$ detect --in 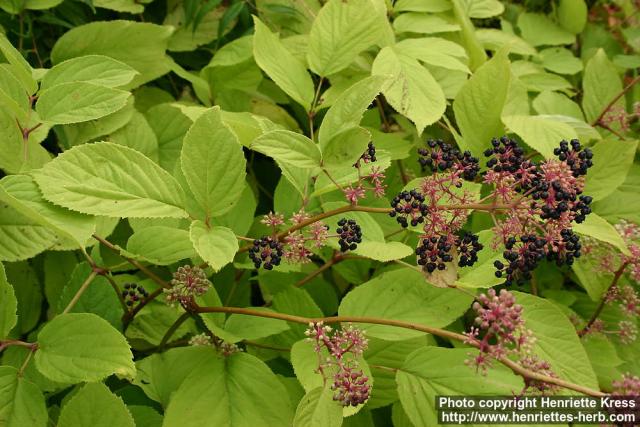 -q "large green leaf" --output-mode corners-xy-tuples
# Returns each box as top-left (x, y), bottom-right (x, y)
(32, 142), (187, 218)
(50, 21), (173, 88)
(573, 212), (630, 255)
(0, 366), (47, 427)
(393, 13), (460, 34)
(0, 110), (51, 174)
(189, 221), (238, 272)
(582, 49), (623, 123)
(180, 107), (246, 219)
(0, 201), (57, 262)
(517, 13), (575, 46)
(394, 38), (470, 73)
(163, 352), (294, 427)
(584, 139), (638, 201)
(453, 48), (510, 156)
(126, 226), (196, 265)
(372, 47), (446, 134)
(514, 292), (599, 390)
(0, 175), (96, 248)
(502, 114), (578, 159)
(338, 268), (473, 340)
(36, 82), (131, 125)
(219, 309), (290, 343)
(455, 229), (503, 288)
(0, 263), (17, 338)
(41, 55), (138, 89)
(109, 111), (159, 162)
(251, 130), (321, 169)
(593, 164), (640, 224)
(557, 0), (587, 34)
(252, 18), (314, 109)
(145, 104), (192, 172)
(293, 387), (343, 427)
(35, 313), (136, 383)
(57, 383), (135, 427)
(396, 347), (523, 426)
(0, 34), (37, 95)
(307, 0), (383, 76)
